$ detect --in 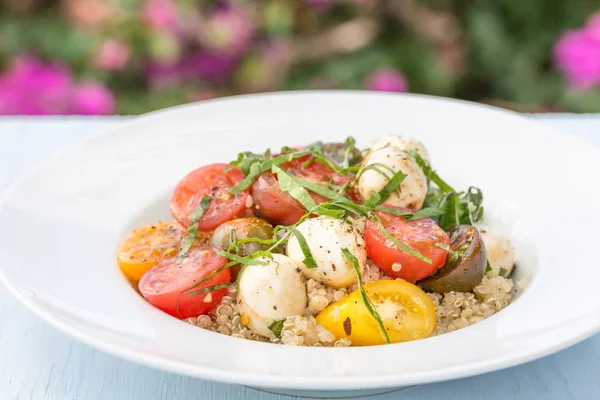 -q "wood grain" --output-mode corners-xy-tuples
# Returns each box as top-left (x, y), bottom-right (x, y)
(0, 116), (599, 400)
